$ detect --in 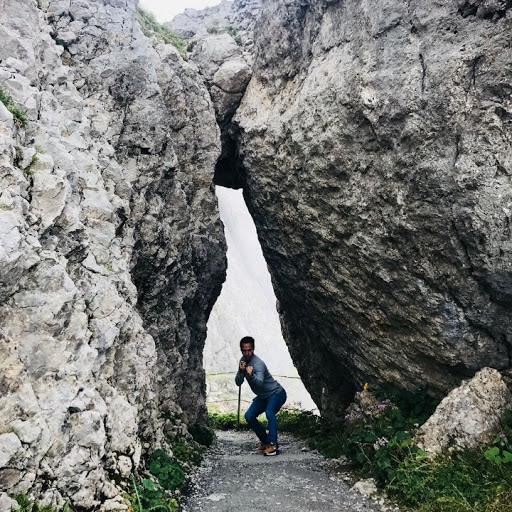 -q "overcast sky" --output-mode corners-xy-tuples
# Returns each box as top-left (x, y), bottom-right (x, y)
(139, 0), (224, 22)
